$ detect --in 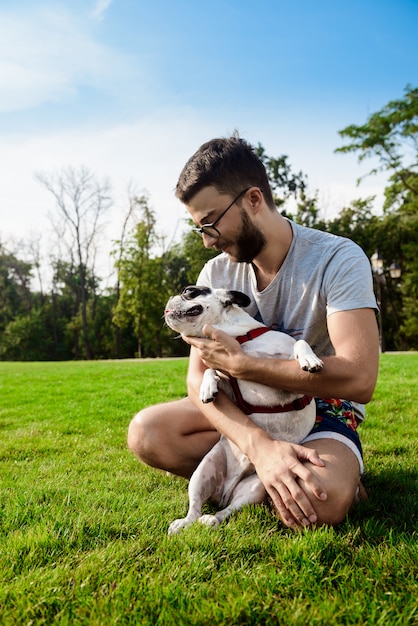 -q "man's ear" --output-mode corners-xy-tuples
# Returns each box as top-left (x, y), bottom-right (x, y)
(248, 187), (263, 214)
(223, 290), (251, 309)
